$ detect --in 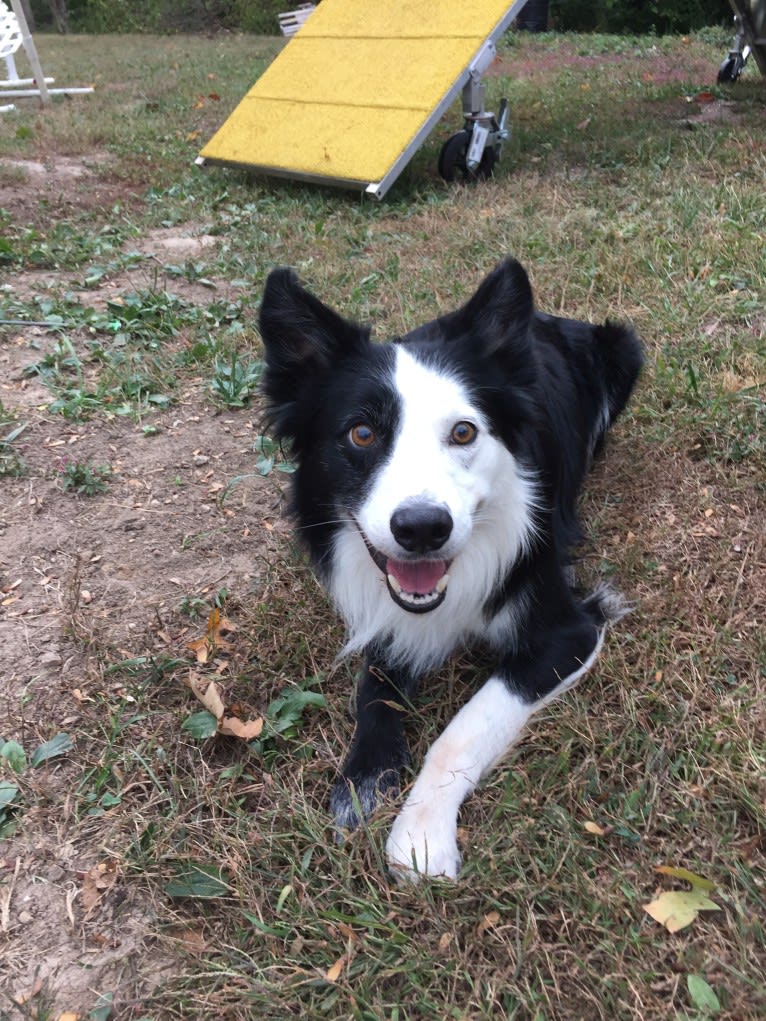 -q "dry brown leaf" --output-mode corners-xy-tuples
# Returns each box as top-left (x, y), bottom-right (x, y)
(81, 861), (118, 915)
(477, 911), (500, 936)
(186, 635), (211, 665)
(218, 715), (264, 739)
(57, 1014), (79, 1021)
(186, 608), (237, 663)
(325, 955), (346, 983)
(185, 672), (226, 719)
